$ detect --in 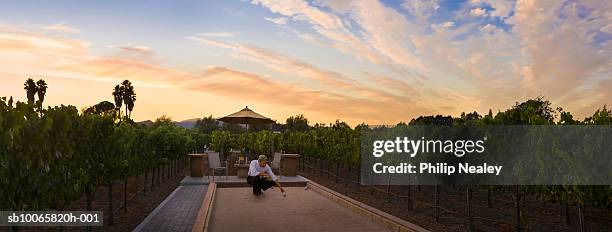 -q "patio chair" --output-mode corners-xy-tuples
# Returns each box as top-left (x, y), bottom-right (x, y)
(207, 152), (228, 181)
(271, 152), (282, 179)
